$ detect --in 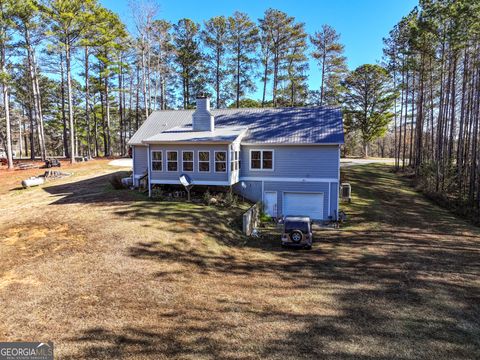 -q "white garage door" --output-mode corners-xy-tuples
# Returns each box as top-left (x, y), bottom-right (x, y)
(283, 192), (324, 219)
